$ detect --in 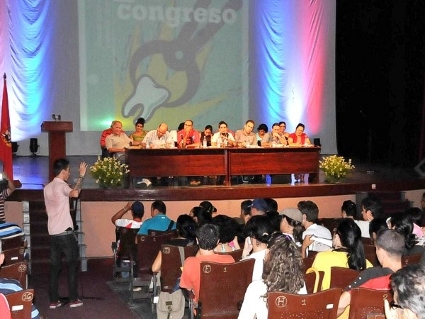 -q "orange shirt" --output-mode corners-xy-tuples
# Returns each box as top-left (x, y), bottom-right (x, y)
(180, 254), (234, 302)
